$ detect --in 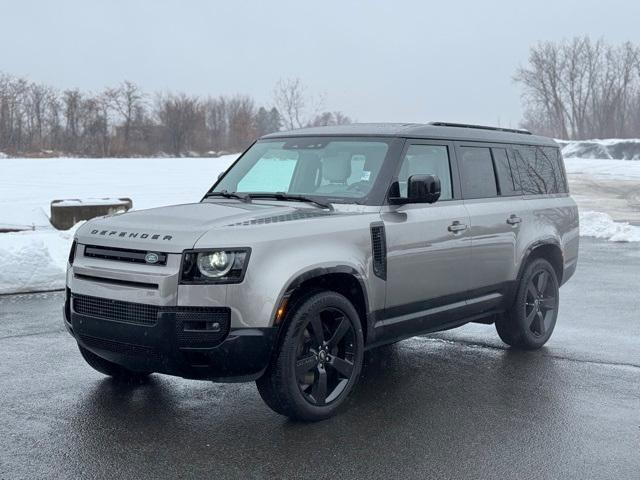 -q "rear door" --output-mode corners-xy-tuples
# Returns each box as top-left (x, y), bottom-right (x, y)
(456, 142), (524, 311)
(378, 140), (472, 339)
